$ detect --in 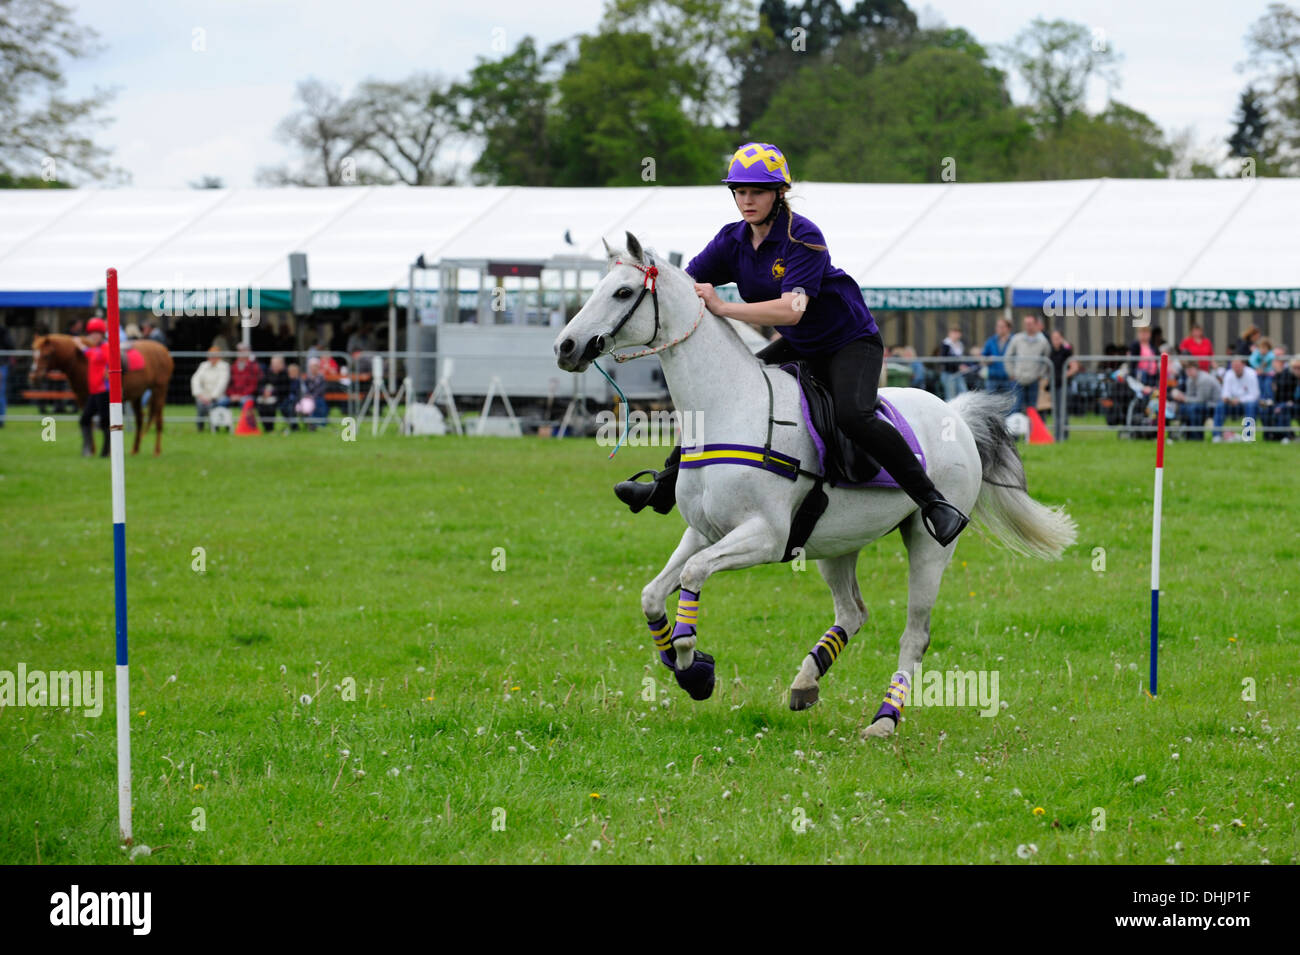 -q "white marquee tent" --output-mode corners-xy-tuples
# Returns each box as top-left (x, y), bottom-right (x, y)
(1, 178), (1297, 310)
